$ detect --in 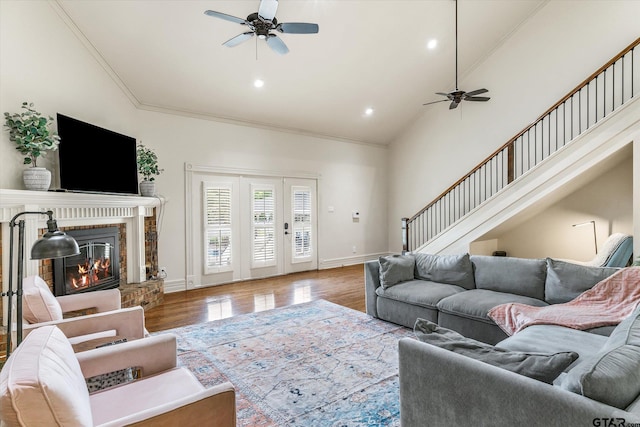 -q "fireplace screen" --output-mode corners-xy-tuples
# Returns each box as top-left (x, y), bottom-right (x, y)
(54, 227), (120, 296)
